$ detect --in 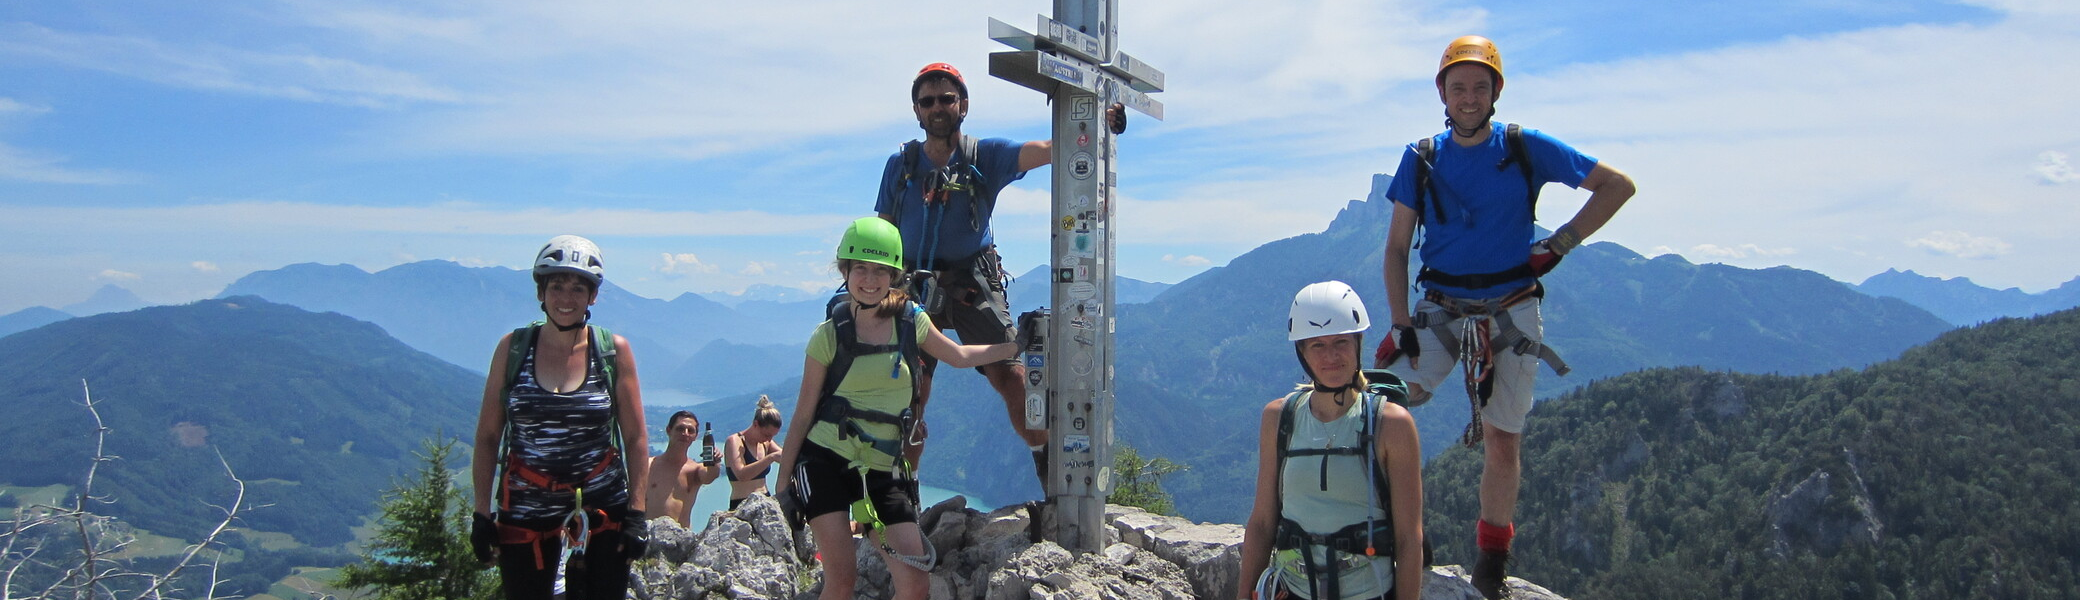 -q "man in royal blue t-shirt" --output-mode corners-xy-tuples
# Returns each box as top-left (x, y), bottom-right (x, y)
(873, 62), (1122, 498)
(1376, 36), (1637, 599)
